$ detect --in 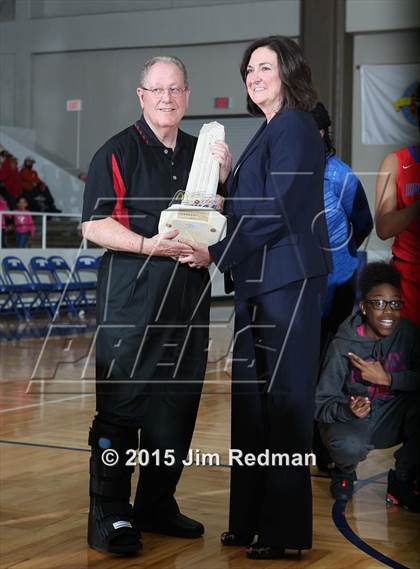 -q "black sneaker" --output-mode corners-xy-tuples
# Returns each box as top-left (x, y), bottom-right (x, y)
(316, 459), (333, 475)
(386, 469), (420, 513)
(137, 512), (204, 538)
(330, 468), (356, 501)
